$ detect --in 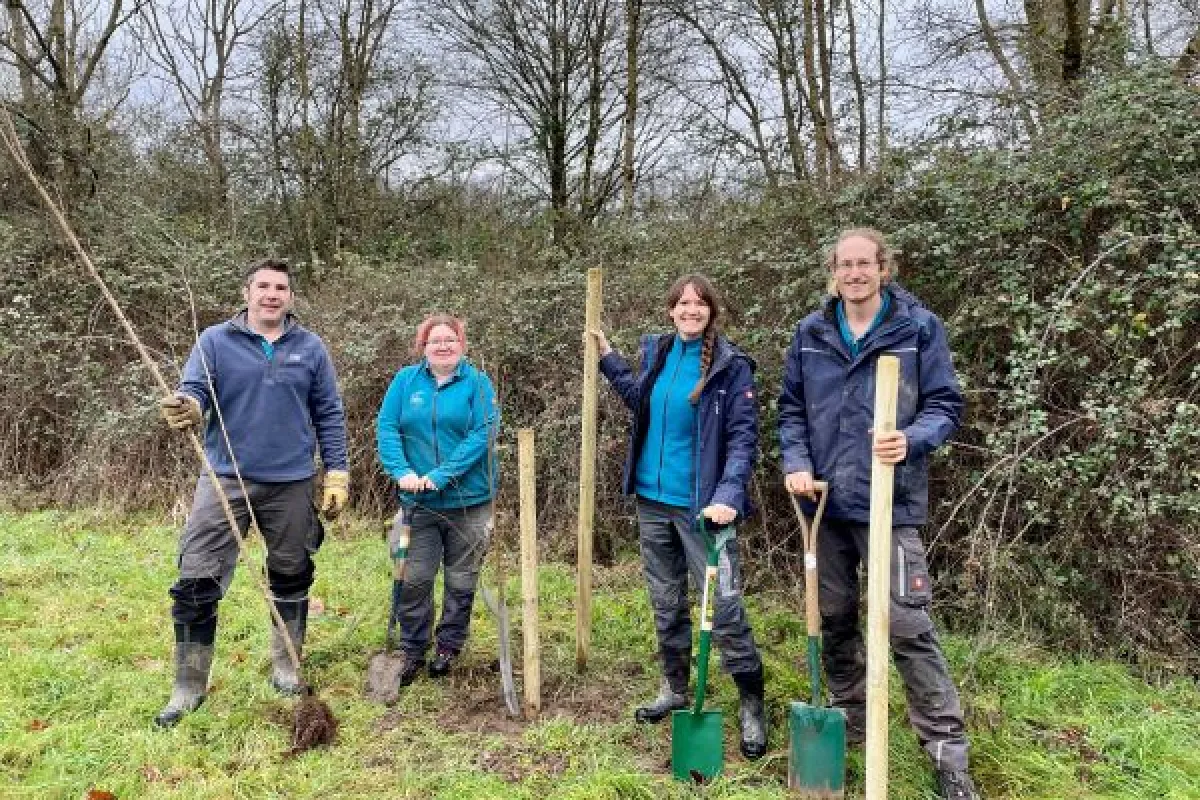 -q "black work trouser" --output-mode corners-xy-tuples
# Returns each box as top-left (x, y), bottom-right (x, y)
(818, 519), (969, 772)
